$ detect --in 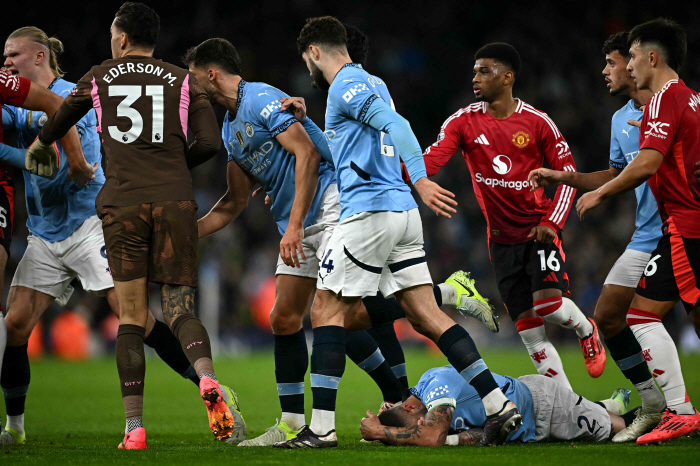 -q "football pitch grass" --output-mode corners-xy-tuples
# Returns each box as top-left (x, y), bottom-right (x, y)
(5, 347), (699, 465)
